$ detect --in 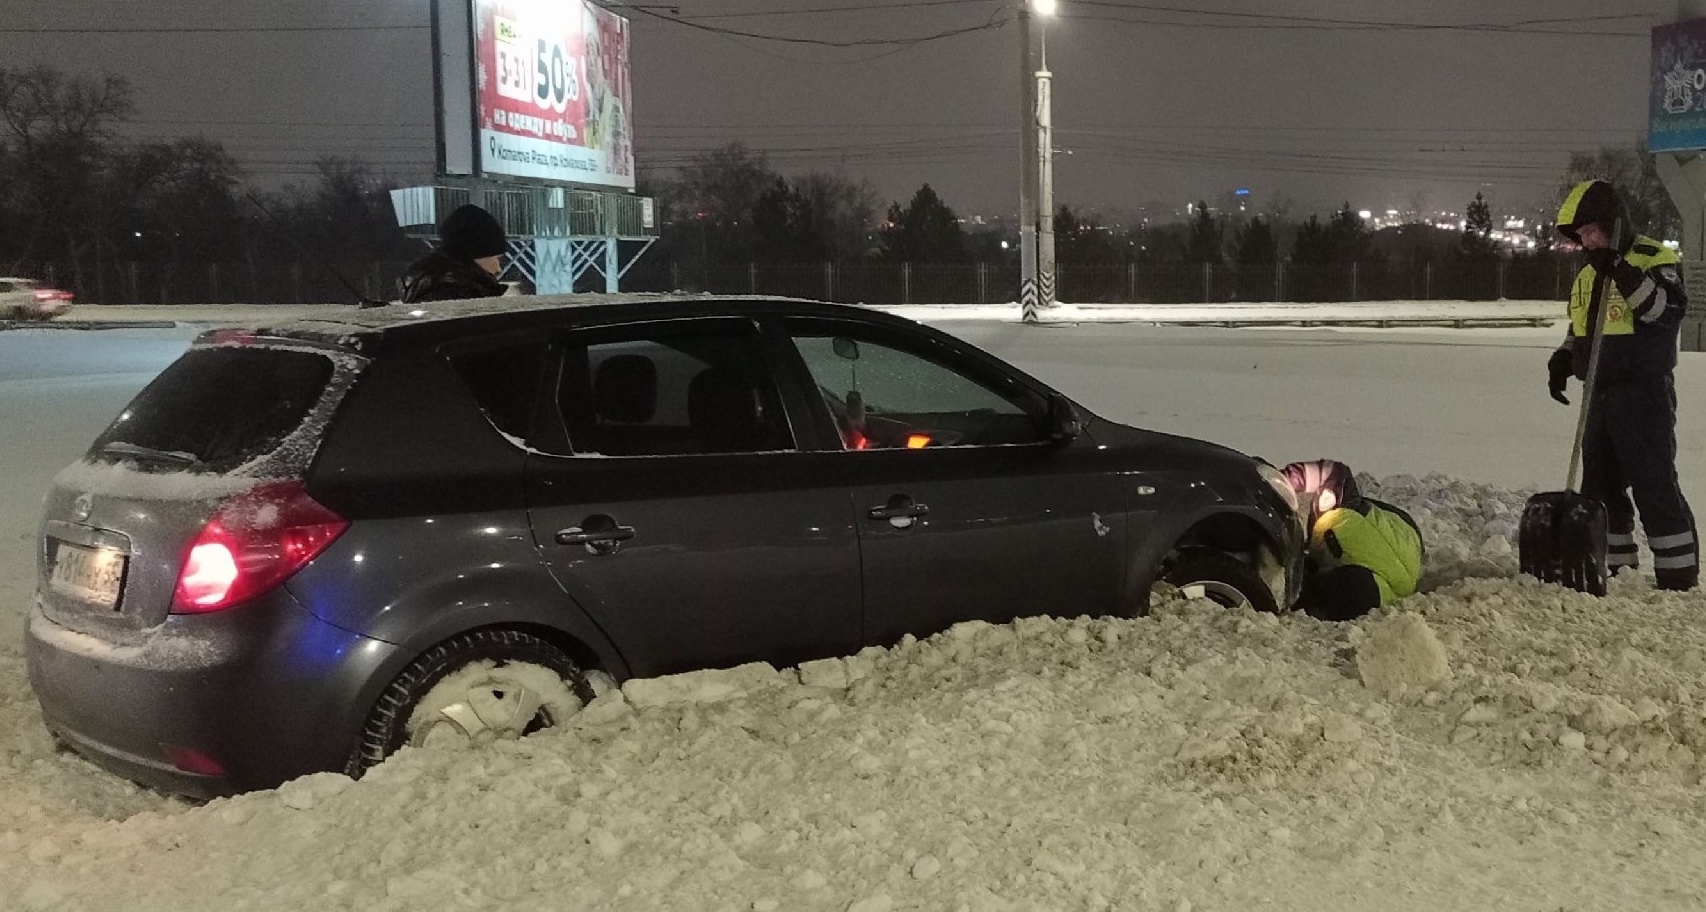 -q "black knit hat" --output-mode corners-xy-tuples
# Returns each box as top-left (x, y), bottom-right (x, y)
(439, 204), (507, 259)
(1556, 180), (1631, 246)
